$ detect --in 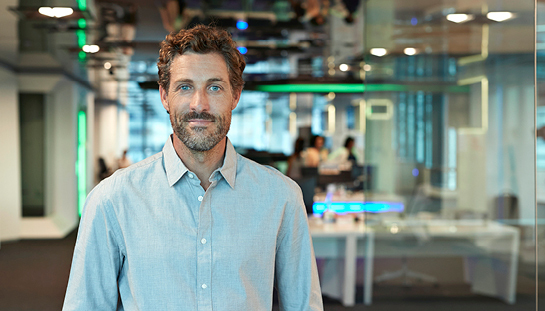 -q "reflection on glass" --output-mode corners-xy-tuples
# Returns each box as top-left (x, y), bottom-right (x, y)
(361, 0), (535, 308)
